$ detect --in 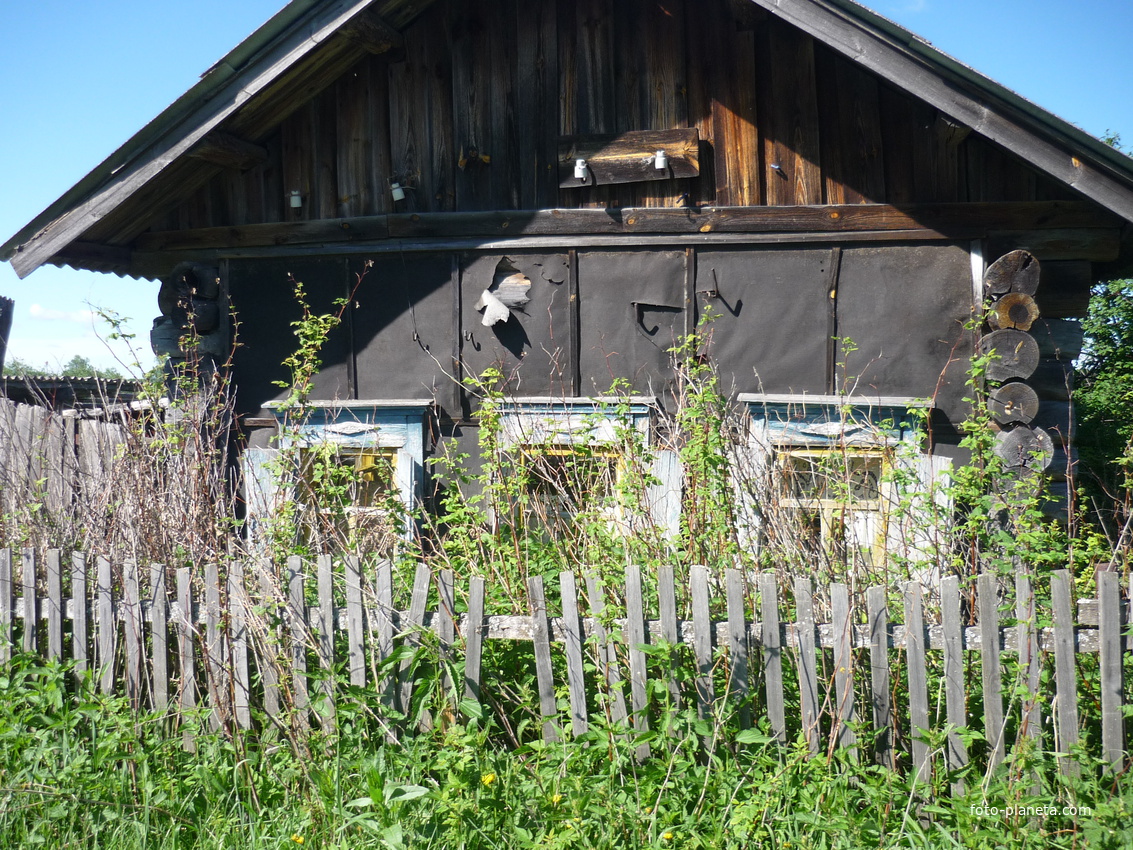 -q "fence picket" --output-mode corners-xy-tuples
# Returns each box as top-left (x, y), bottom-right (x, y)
(259, 566), (281, 720)
(725, 569), (751, 730)
(398, 562), (431, 721)
(585, 574), (628, 727)
(373, 559), (396, 712)
(1015, 574), (1041, 744)
(528, 575), (560, 743)
(625, 565), (650, 760)
(831, 583), (856, 754)
(151, 563), (168, 712)
(176, 567), (197, 752)
(1051, 569), (1080, 777)
(978, 573), (1006, 770)
(657, 564), (681, 709)
(1097, 570), (1125, 773)
(97, 556), (114, 695)
(464, 576), (485, 702)
(345, 555), (365, 688)
(46, 550), (63, 661)
(795, 577), (819, 755)
(560, 571), (588, 737)
(0, 549), (11, 665)
(71, 553), (87, 678)
(230, 561), (251, 730)
(690, 565), (715, 720)
(759, 572), (785, 743)
(287, 556), (309, 728)
(316, 554), (335, 727)
(124, 559), (142, 707)
(438, 568), (455, 699)
(903, 582), (929, 783)
(940, 575), (967, 791)
(867, 585), (892, 768)
(22, 548), (36, 654)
